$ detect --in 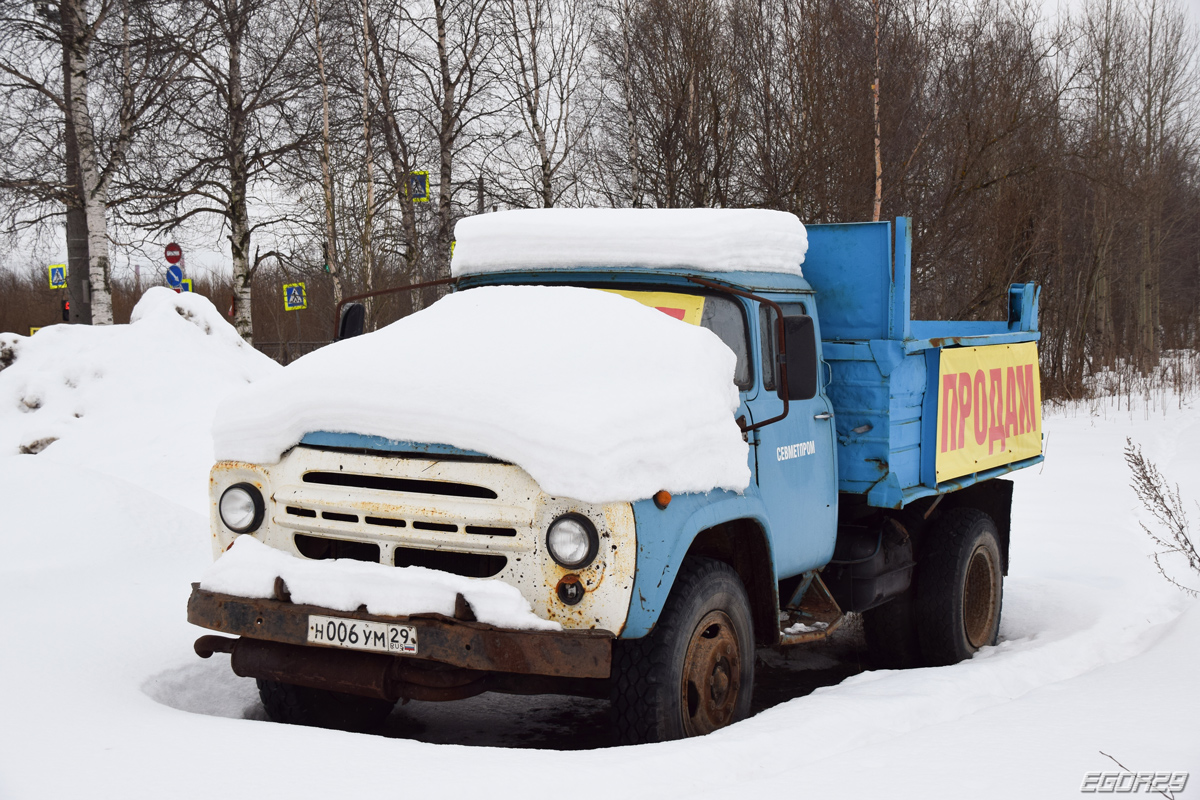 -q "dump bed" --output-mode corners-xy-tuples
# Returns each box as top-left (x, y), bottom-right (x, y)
(803, 218), (1043, 509)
